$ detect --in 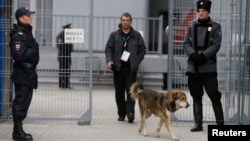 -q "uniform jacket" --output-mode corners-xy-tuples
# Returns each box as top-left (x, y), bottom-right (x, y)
(183, 17), (222, 76)
(9, 22), (40, 88)
(105, 26), (146, 73)
(56, 31), (73, 65)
